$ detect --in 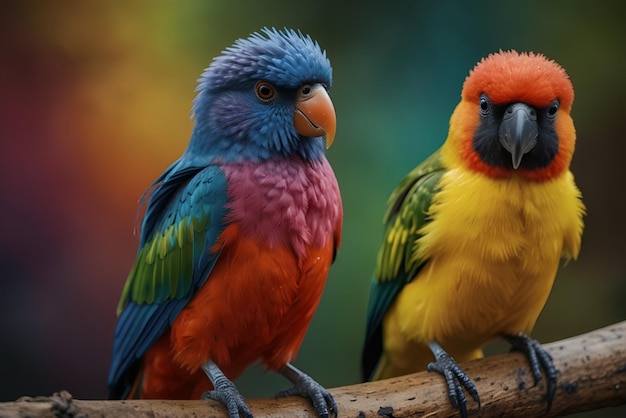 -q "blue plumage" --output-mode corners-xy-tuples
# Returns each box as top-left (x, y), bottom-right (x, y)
(198, 28), (331, 93)
(190, 28), (333, 163)
(108, 165), (228, 398)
